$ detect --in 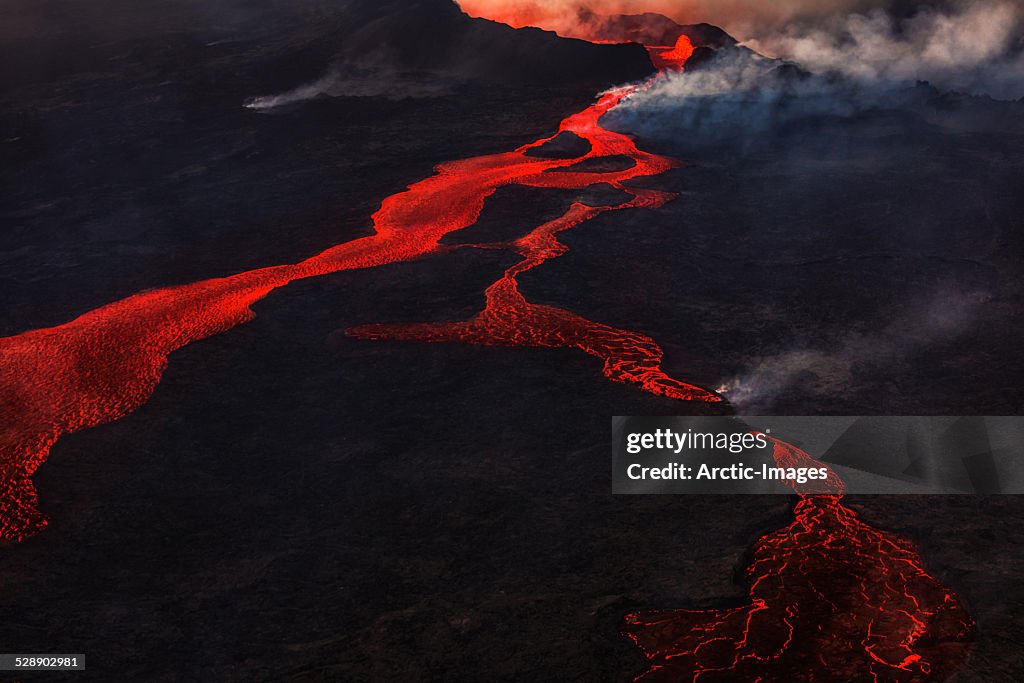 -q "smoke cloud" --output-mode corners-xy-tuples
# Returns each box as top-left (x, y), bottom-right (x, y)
(746, 0), (1024, 98)
(602, 3), (1024, 155)
(459, 0), (1024, 98)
